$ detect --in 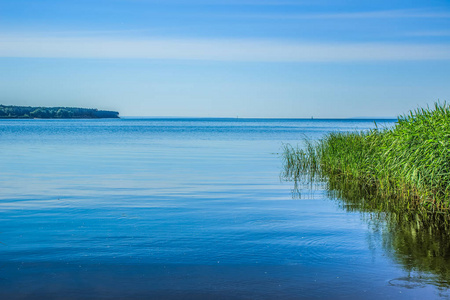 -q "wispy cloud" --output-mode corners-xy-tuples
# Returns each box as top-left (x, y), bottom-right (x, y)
(0, 35), (449, 62)
(405, 30), (450, 37)
(123, 0), (313, 5)
(239, 9), (450, 19)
